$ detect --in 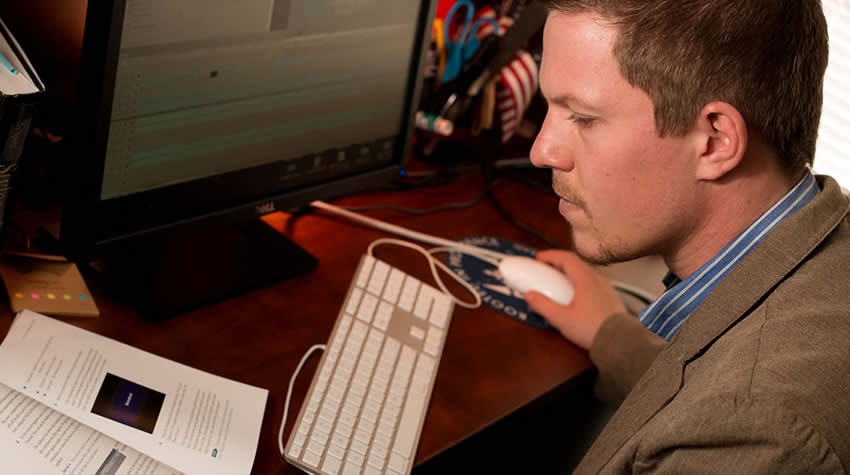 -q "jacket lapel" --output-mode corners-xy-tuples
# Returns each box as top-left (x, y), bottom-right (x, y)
(577, 176), (849, 473)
